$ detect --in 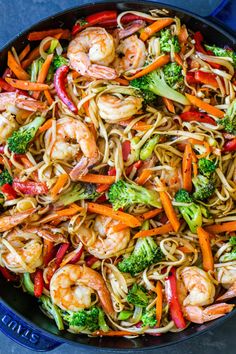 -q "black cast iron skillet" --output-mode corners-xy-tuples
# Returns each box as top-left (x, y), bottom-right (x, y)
(0, 1), (235, 351)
